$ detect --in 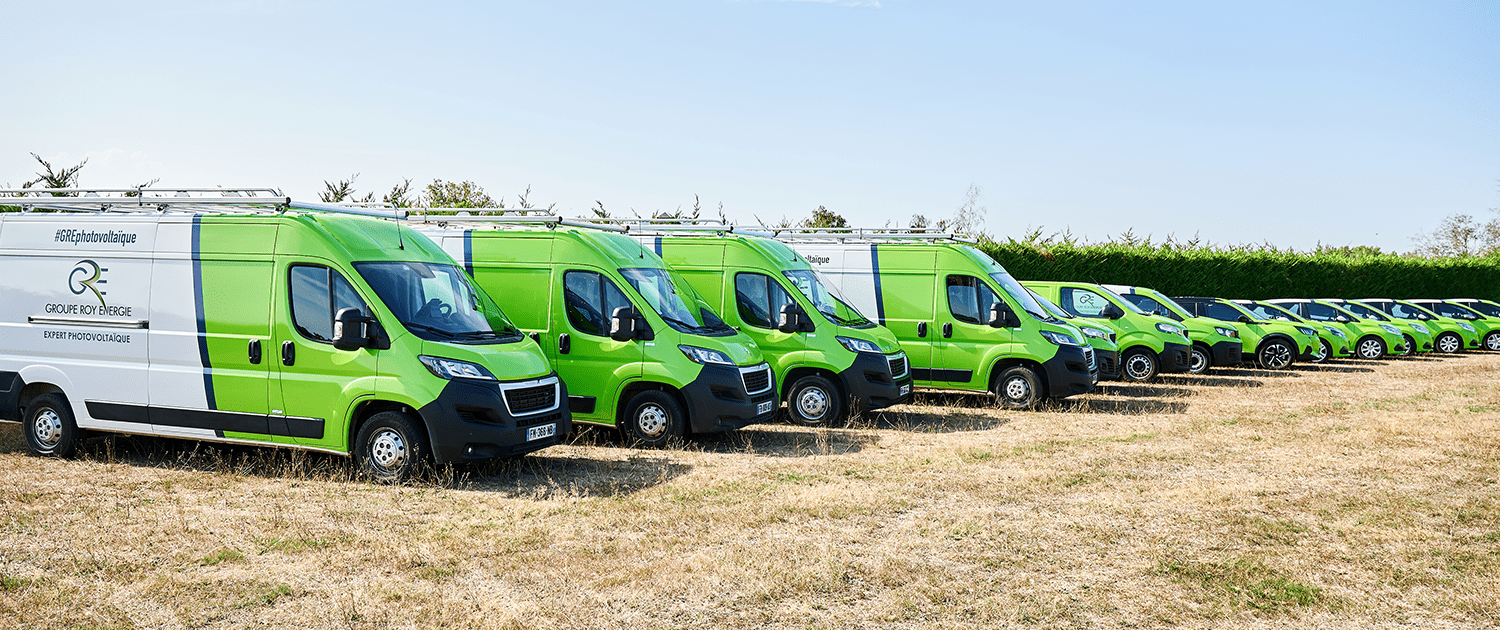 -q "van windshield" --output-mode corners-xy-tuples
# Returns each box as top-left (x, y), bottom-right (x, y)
(354, 261), (522, 344)
(1028, 289), (1074, 320)
(620, 268), (735, 336)
(988, 272), (1053, 321)
(783, 269), (872, 328)
(1339, 301), (1390, 322)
